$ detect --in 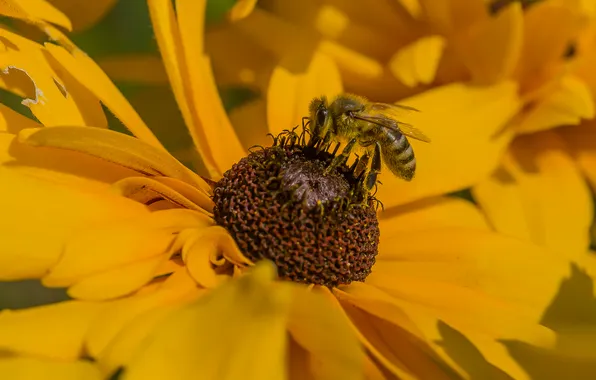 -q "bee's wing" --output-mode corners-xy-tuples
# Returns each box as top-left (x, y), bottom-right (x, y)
(370, 102), (420, 114)
(353, 113), (432, 143)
